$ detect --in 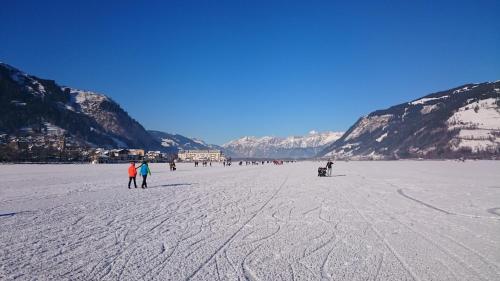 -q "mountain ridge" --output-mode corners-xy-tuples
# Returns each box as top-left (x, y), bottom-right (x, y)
(0, 62), (179, 154)
(0, 61), (224, 157)
(2, 61), (498, 161)
(223, 131), (344, 158)
(148, 130), (222, 152)
(319, 82), (500, 159)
